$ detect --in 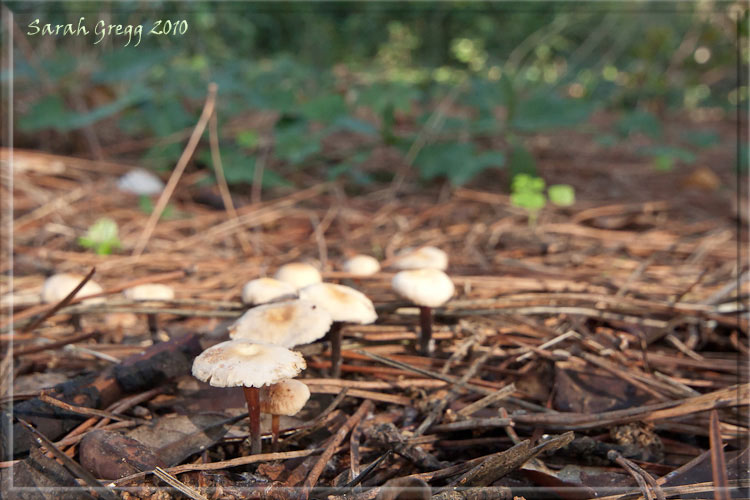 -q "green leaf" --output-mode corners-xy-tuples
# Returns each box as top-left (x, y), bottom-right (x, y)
(300, 93), (348, 123)
(510, 190), (546, 212)
(236, 130), (260, 149)
(274, 120), (321, 165)
(511, 173), (545, 193)
(414, 143), (504, 186)
(358, 82), (419, 115)
(681, 129), (720, 149)
(328, 116), (378, 135)
(93, 48), (172, 83)
(638, 145), (696, 164)
(653, 154), (675, 172)
(78, 218), (121, 255)
(18, 95), (68, 132)
(617, 110), (662, 138)
(511, 93), (594, 132)
(548, 184), (576, 206)
(61, 87), (149, 131)
(198, 148), (290, 187)
(414, 142), (475, 182)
